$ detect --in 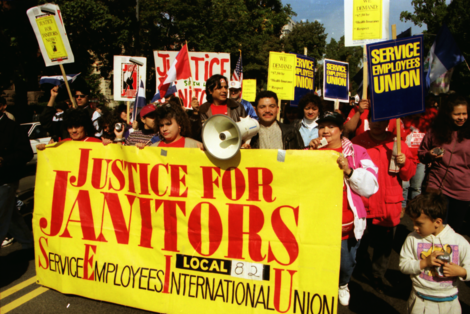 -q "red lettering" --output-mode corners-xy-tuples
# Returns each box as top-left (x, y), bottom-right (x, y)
(91, 158), (112, 189)
(169, 165), (188, 197)
(70, 148), (91, 187)
(222, 167), (245, 201)
(246, 167), (276, 202)
(273, 268), (297, 313)
(38, 236), (49, 269)
(108, 160), (125, 191)
(157, 53), (170, 76)
(201, 166), (221, 199)
(163, 255), (172, 293)
(204, 55), (210, 81)
(149, 163), (169, 196)
(124, 162), (138, 193)
(97, 193), (136, 244)
(138, 163), (151, 195)
(268, 206), (299, 266)
(209, 58), (220, 78)
(191, 57), (204, 81)
(156, 200), (186, 252)
(225, 204), (265, 262)
(188, 202), (223, 256)
(60, 190), (98, 241)
(83, 244), (97, 280)
(138, 197), (153, 248)
(40, 170), (70, 236)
